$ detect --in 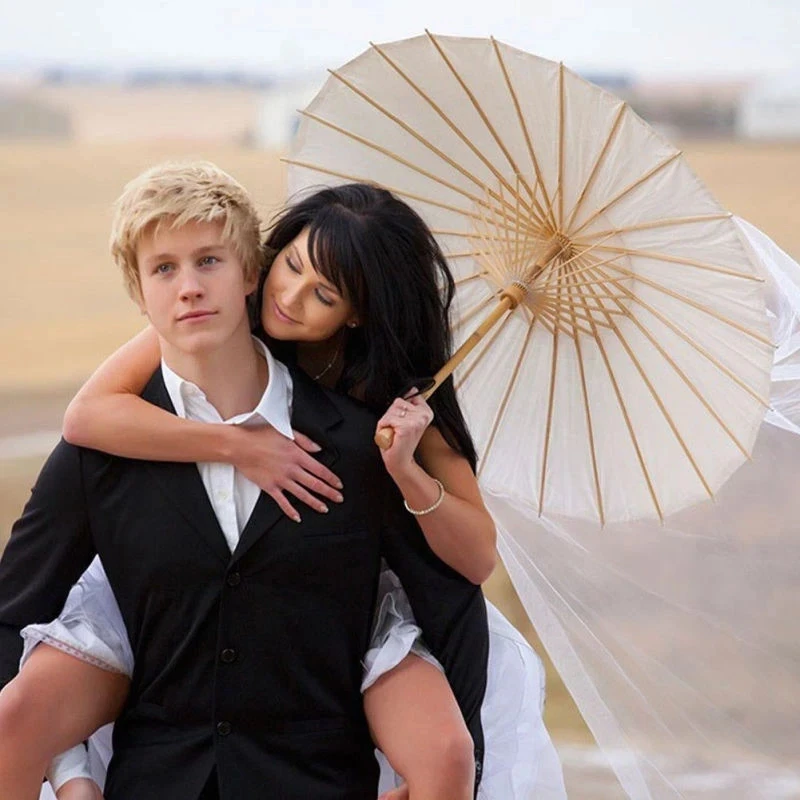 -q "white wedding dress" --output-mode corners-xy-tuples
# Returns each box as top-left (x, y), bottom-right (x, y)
(28, 557), (566, 799)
